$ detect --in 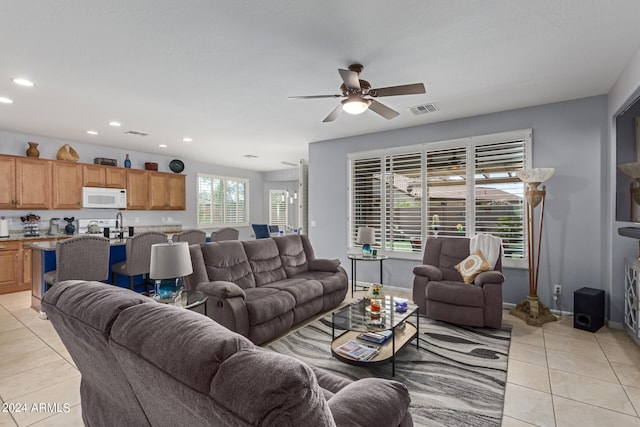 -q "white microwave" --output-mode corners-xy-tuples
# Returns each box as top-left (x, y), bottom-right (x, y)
(82, 187), (127, 209)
